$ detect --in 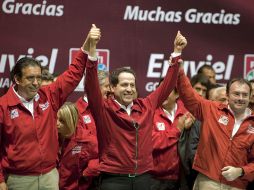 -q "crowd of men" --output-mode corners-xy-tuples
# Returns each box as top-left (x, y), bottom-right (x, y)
(0, 25), (254, 190)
